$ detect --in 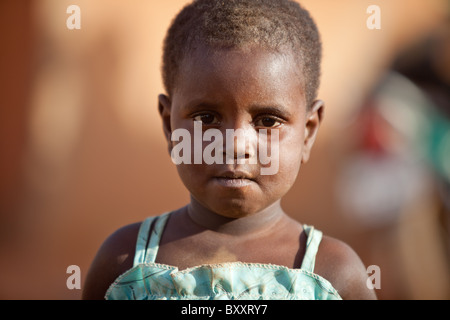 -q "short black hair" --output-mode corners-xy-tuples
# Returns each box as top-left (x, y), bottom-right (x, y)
(162, 0), (322, 107)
